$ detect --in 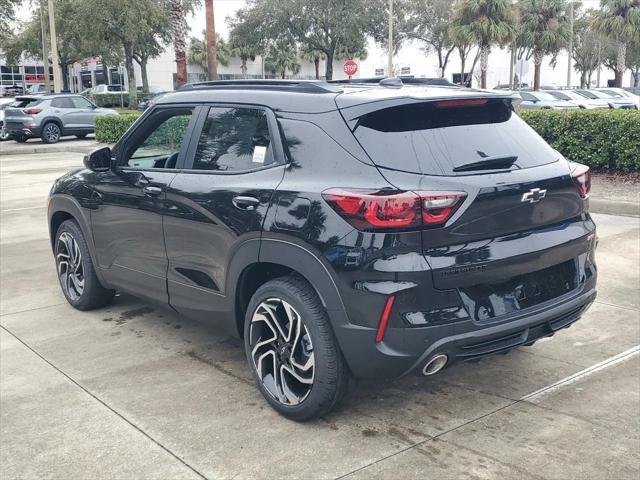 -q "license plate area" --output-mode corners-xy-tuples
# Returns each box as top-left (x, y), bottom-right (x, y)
(458, 259), (578, 322)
